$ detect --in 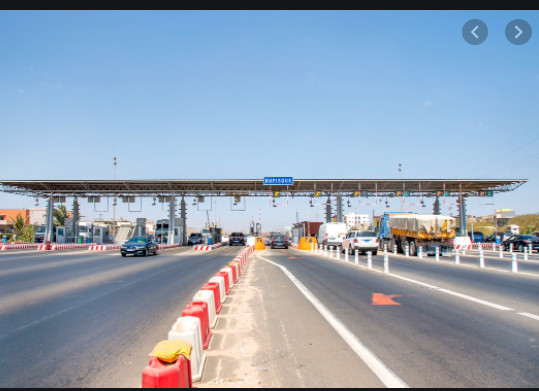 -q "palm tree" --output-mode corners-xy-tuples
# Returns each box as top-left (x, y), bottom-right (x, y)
(9, 215), (26, 240)
(21, 224), (35, 243)
(53, 204), (68, 227)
